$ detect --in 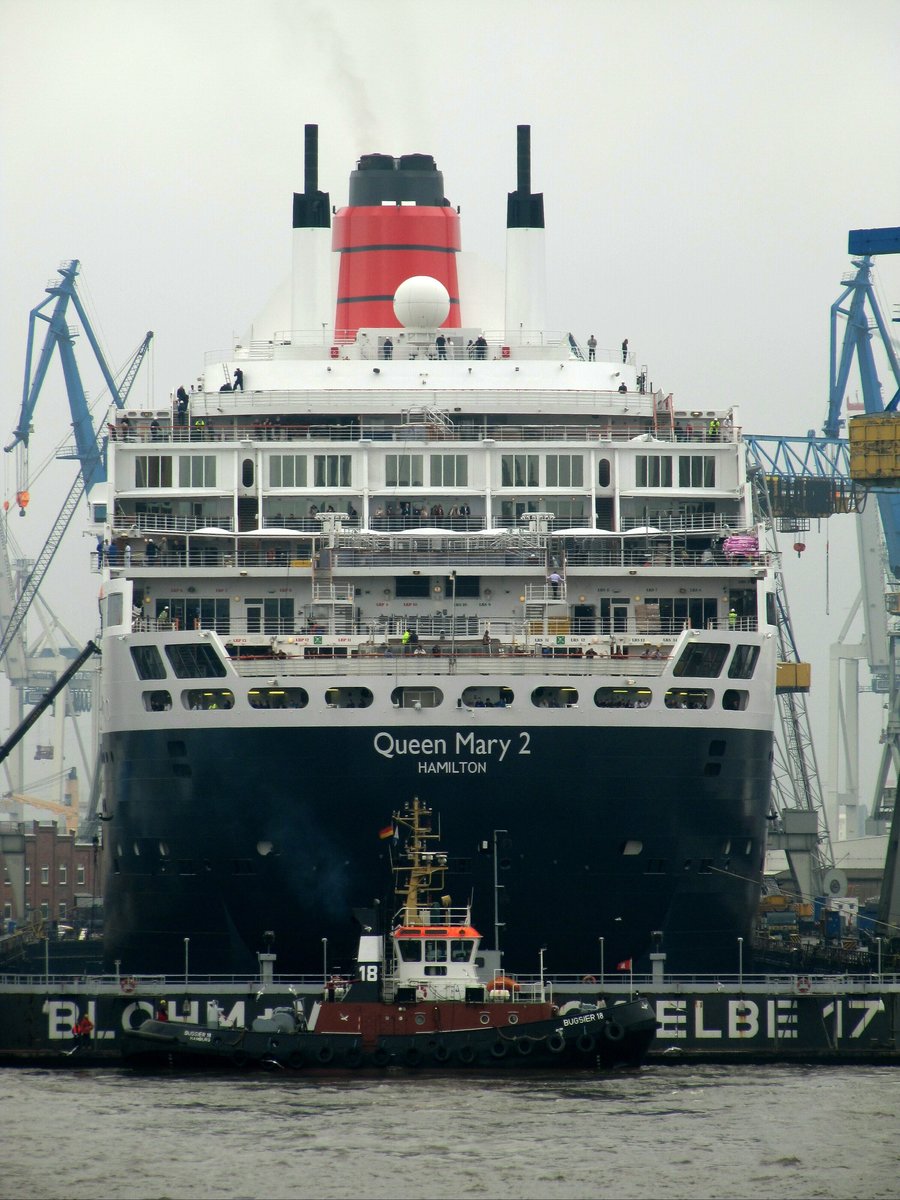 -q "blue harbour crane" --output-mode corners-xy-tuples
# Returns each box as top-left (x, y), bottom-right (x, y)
(0, 260), (151, 821)
(747, 227), (900, 933)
